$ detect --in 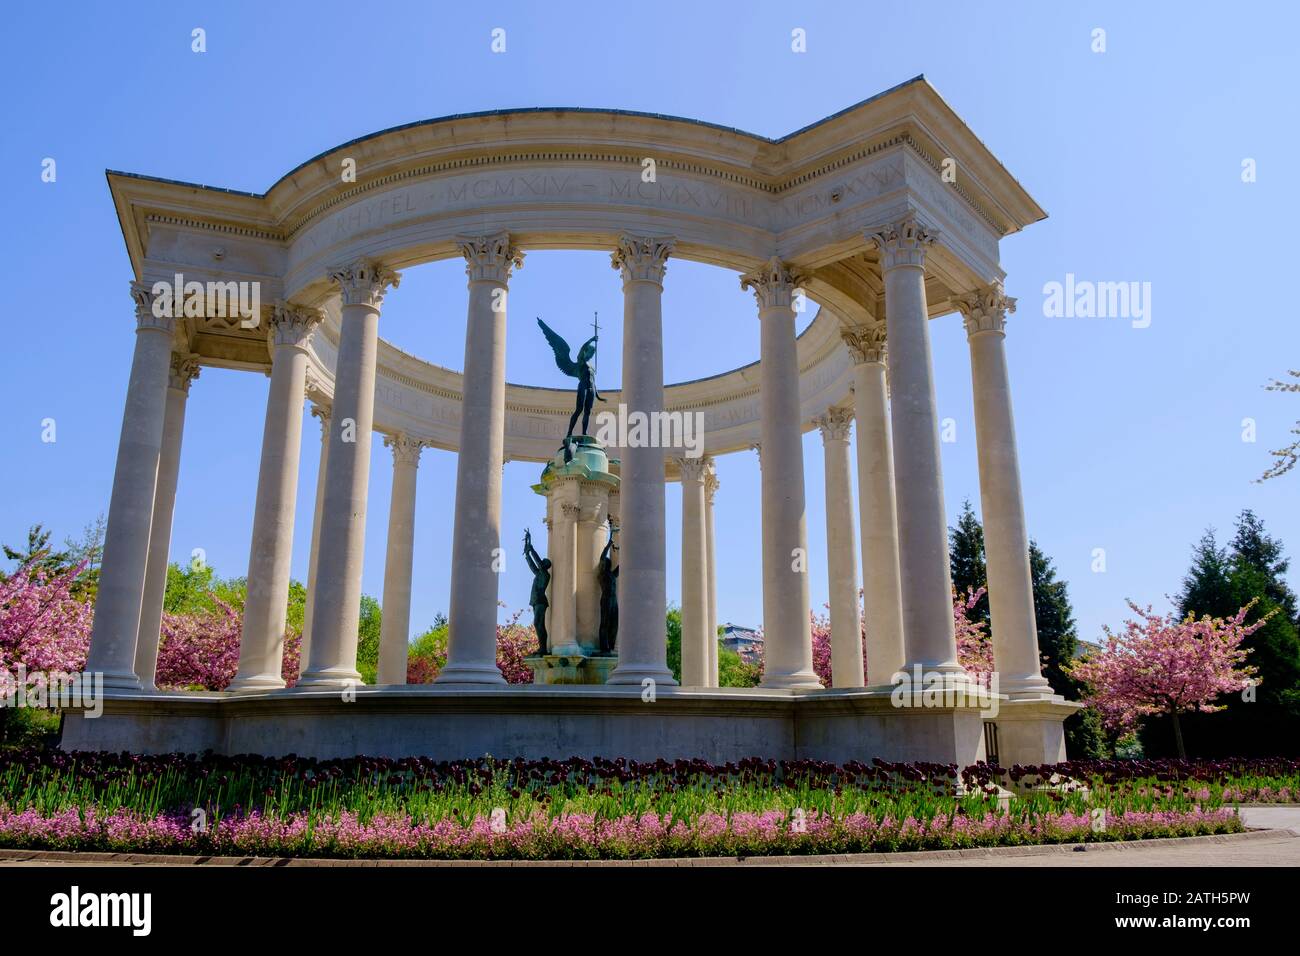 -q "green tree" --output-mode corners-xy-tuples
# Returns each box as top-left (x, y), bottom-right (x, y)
(665, 605), (682, 683)
(2, 525), (74, 579)
(1145, 512), (1300, 757)
(163, 562), (218, 615)
(717, 646), (761, 687)
(949, 499), (989, 626)
(355, 595), (383, 684)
